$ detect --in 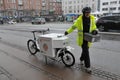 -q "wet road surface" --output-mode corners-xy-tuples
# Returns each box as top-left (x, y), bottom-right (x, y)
(0, 23), (120, 80)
